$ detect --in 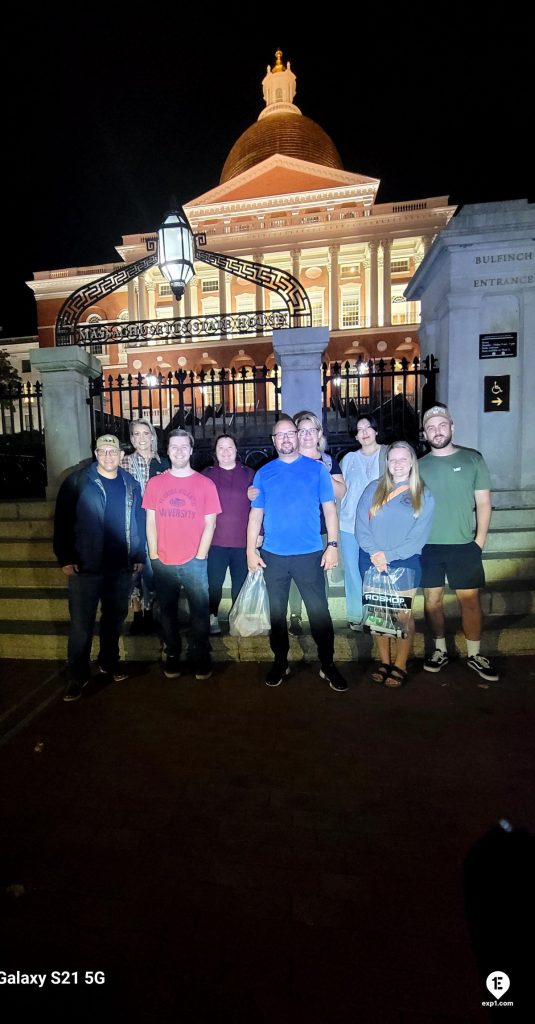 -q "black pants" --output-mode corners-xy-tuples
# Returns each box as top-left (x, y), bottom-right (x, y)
(262, 549), (334, 668)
